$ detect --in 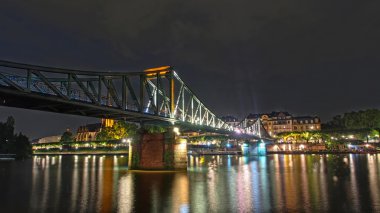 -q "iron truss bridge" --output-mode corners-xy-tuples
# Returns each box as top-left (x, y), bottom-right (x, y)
(0, 60), (265, 137)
